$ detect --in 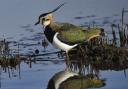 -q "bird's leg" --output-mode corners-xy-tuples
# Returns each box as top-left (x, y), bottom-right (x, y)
(65, 52), (70, 70)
